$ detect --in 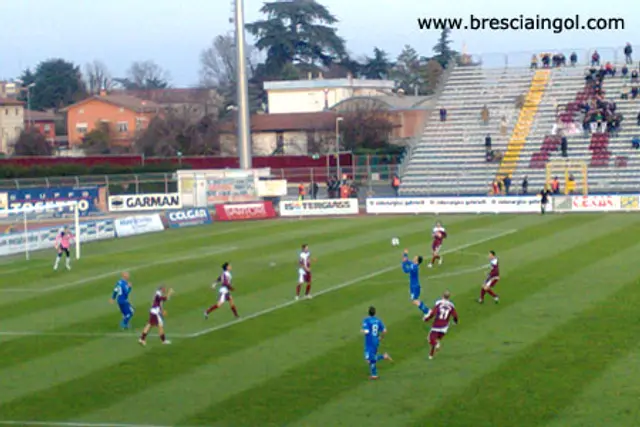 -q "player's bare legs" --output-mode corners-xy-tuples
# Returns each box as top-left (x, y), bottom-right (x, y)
(139, 323), (170, 346)
(295, 282), (302, 300)
(305, 280), (312, 299)
(478, 285), (499, 304)
(204, 298), (238, 318)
